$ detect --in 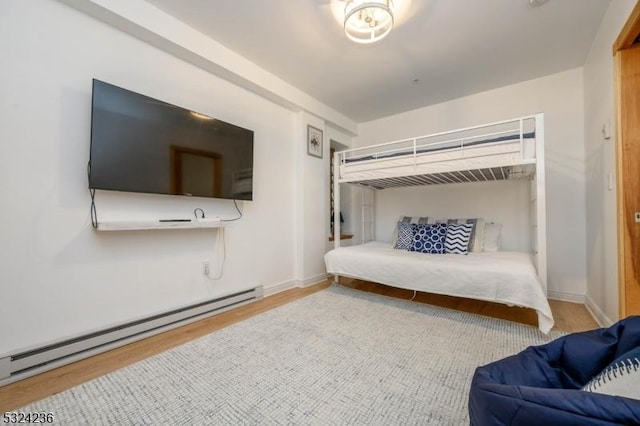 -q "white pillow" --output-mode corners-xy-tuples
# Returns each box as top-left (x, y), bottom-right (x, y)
(582, 346), (640, 400)
(482, 222), (502, 252)
(468, 218), (485, 252)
